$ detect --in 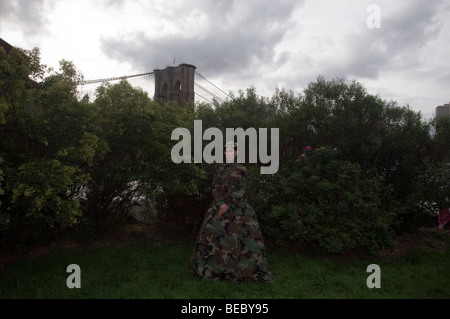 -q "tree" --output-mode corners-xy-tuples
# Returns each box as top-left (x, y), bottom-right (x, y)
(252, 147), (396, 254)
(83, 80), (205, 232)
(1, 43), (445, 252)
(0, 47), (103, 245)
(431, 115), (450, 163)
(249, 77), (438, 250)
